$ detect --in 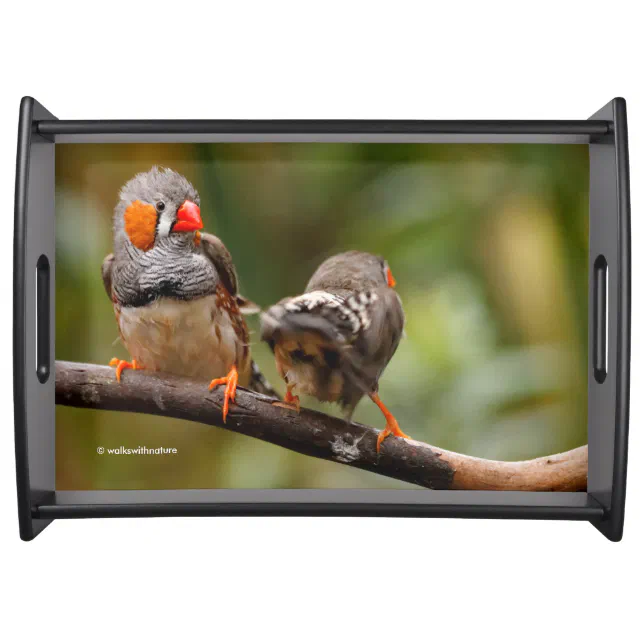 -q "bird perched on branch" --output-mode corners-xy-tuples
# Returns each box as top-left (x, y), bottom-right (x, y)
(101, 167), (274, 421)
(260, 250), (410, 452)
